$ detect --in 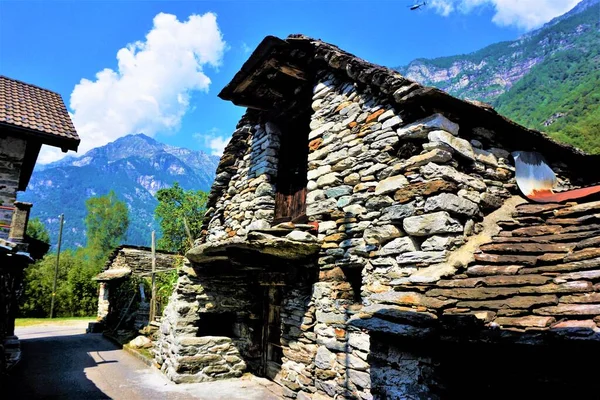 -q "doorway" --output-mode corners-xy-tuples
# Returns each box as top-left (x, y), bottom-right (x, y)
(261, 286), (283, 380)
